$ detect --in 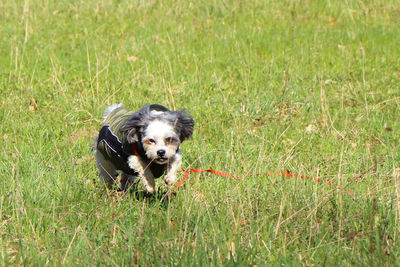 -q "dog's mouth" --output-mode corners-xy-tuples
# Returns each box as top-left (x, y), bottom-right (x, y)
(155, 157), (168, 164)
